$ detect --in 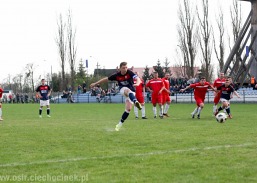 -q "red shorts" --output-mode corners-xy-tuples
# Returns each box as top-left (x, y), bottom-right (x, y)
(136, 95), (144, 104)
(151, 94), (163, 105)
(162, 94), (171, 104)
(214, 92), (221, 105)
(195, 96), (205, 106)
